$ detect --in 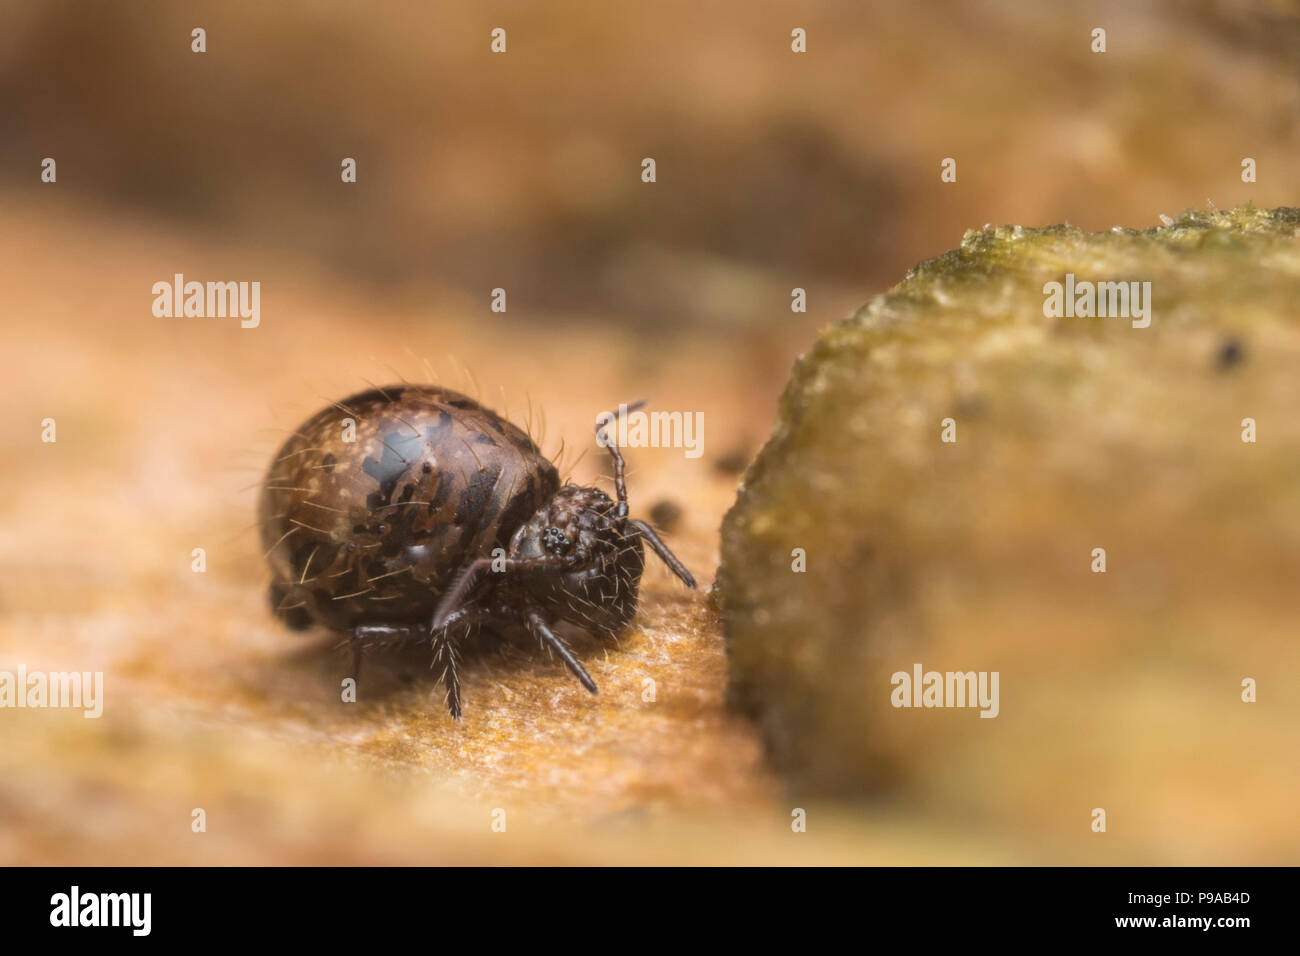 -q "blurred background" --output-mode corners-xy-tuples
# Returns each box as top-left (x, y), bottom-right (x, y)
(0, 0), (1297, 863)
(4, 0), (1298, 331)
